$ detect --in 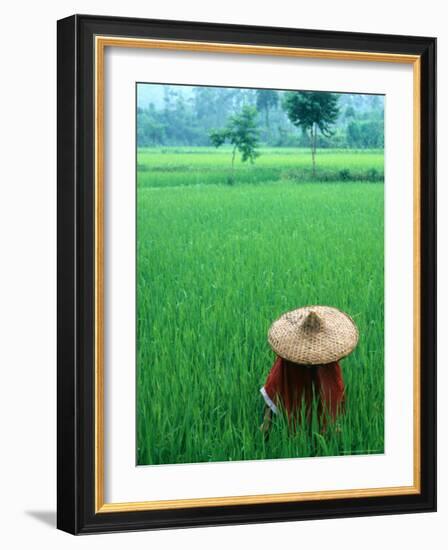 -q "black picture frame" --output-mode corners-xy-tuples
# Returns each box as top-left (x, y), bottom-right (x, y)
(57, 14), (436, 534)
